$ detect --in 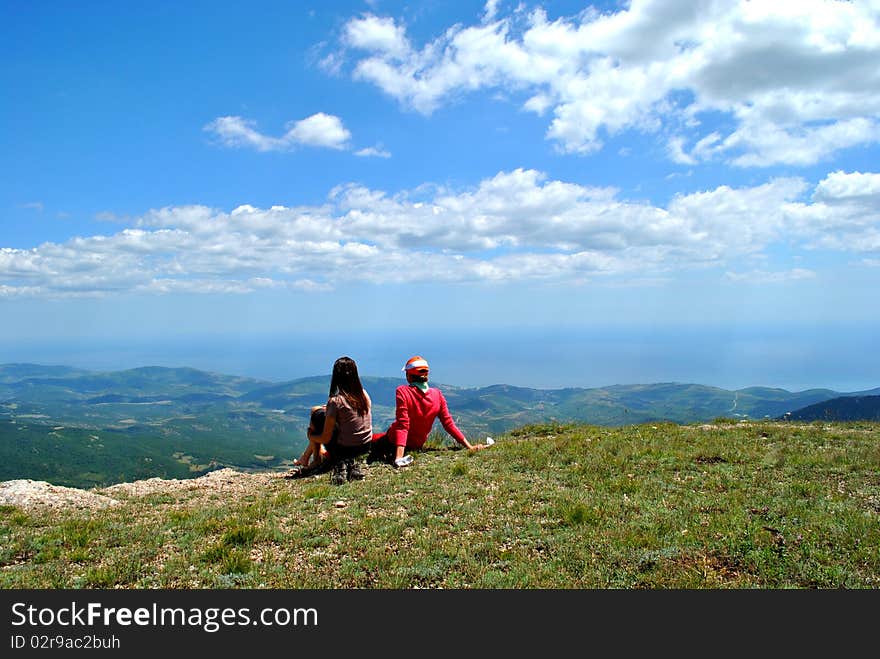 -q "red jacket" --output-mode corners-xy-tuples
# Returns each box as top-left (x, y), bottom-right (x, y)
(385, 385), (466, 449)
